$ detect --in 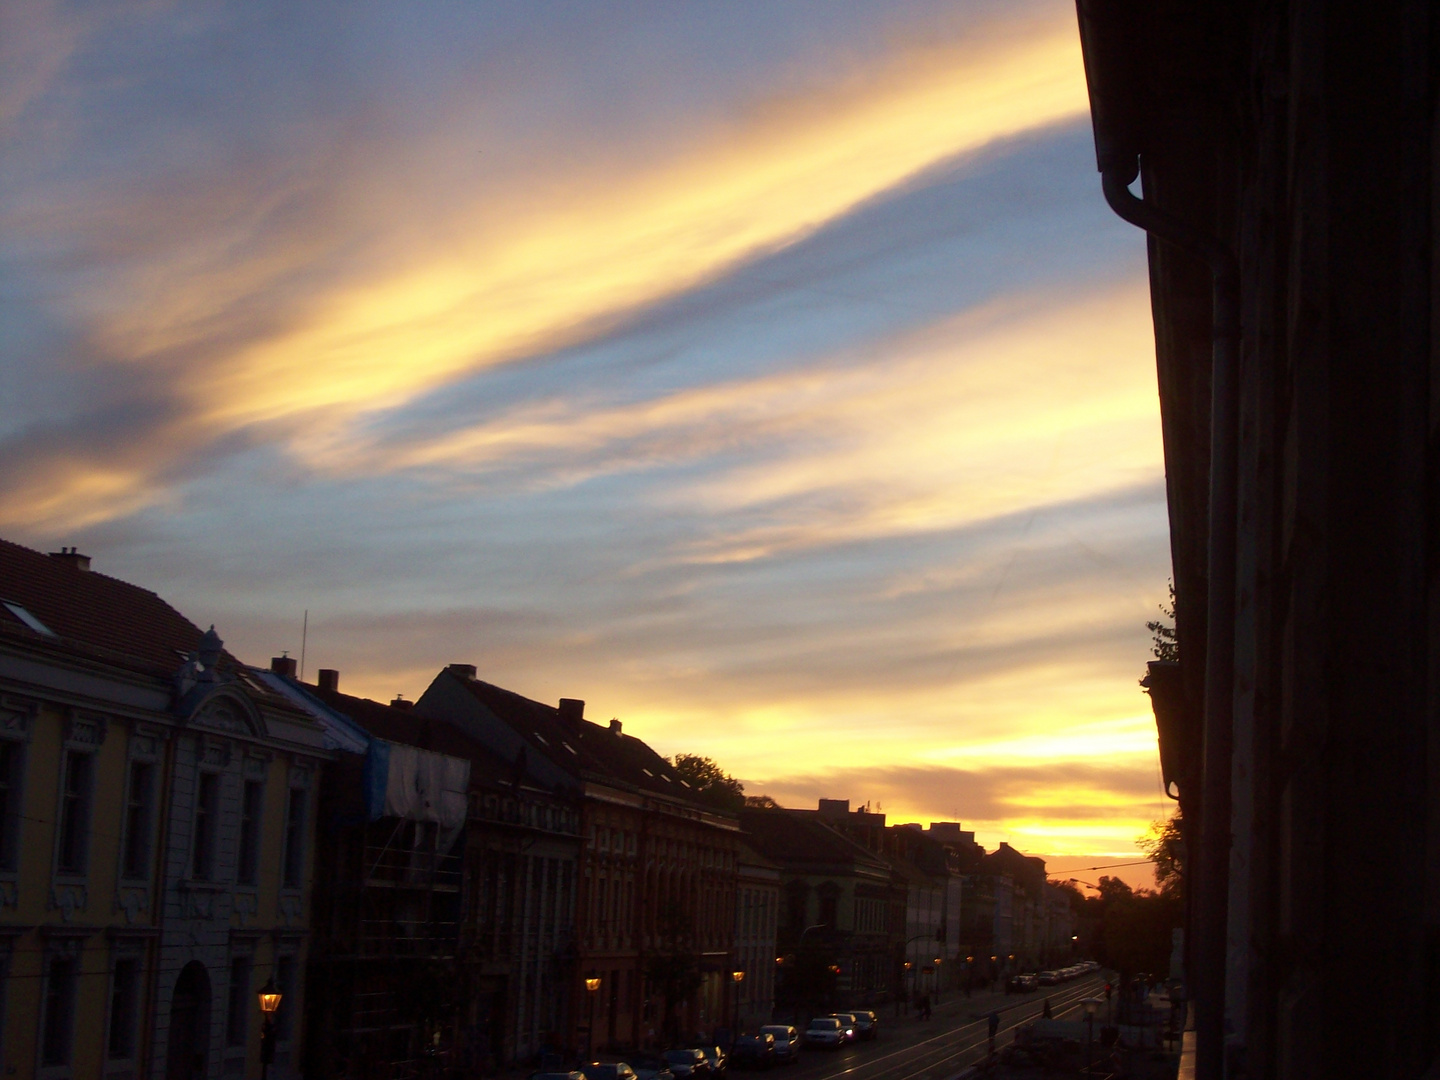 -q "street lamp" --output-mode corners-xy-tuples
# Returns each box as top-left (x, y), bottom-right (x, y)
(585, 975), (602, 1059)
(730, 970), (745, 1031)
(257, 977), (282, 1080)
(1081, 997), (1101, 1075)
